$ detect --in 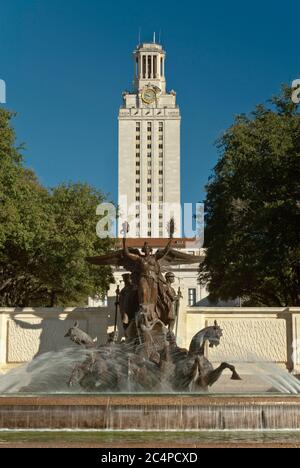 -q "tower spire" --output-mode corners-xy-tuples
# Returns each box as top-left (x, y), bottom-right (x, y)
(153, 31), (156, 43)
